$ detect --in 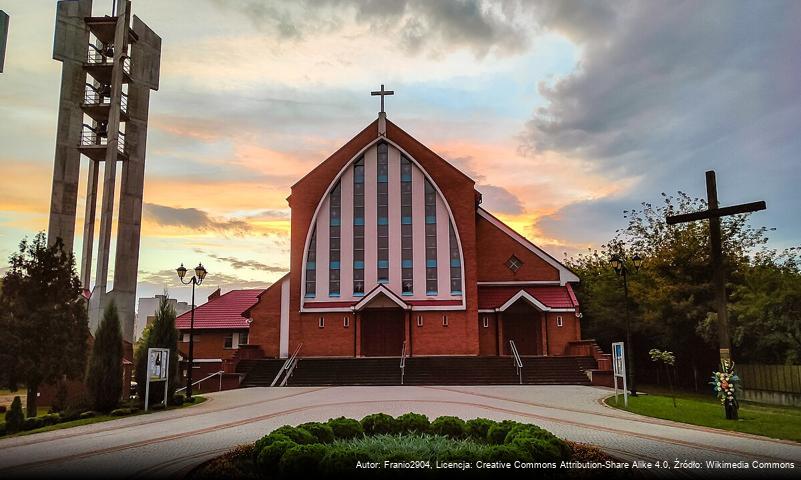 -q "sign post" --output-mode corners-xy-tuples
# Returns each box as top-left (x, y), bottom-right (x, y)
(612, 342), (628, 407)
(144, 347), (169, 412)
